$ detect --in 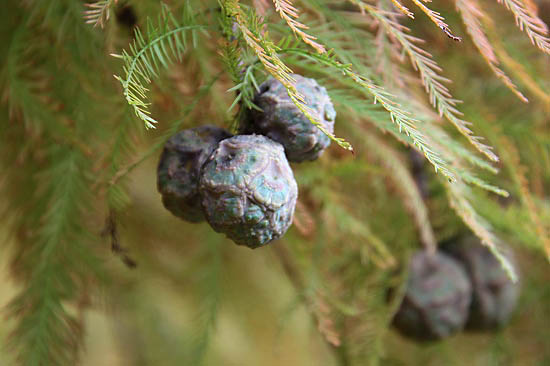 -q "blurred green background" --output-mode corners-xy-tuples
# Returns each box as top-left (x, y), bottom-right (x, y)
(1, 0), (549, 365)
